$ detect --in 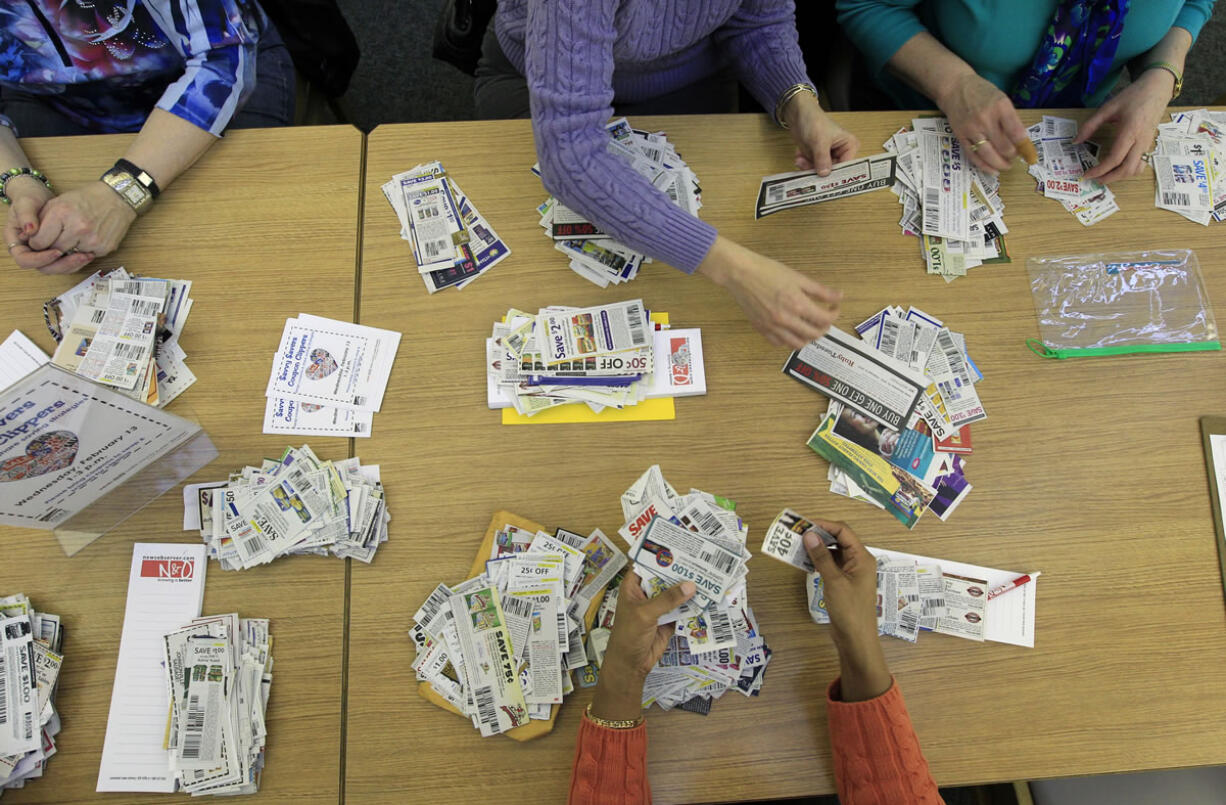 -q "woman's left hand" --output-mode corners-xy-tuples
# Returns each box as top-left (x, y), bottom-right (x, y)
(1077, 69), (1175, 184)
(784, 92), (860, 175)
(27, 181), (137, 262)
